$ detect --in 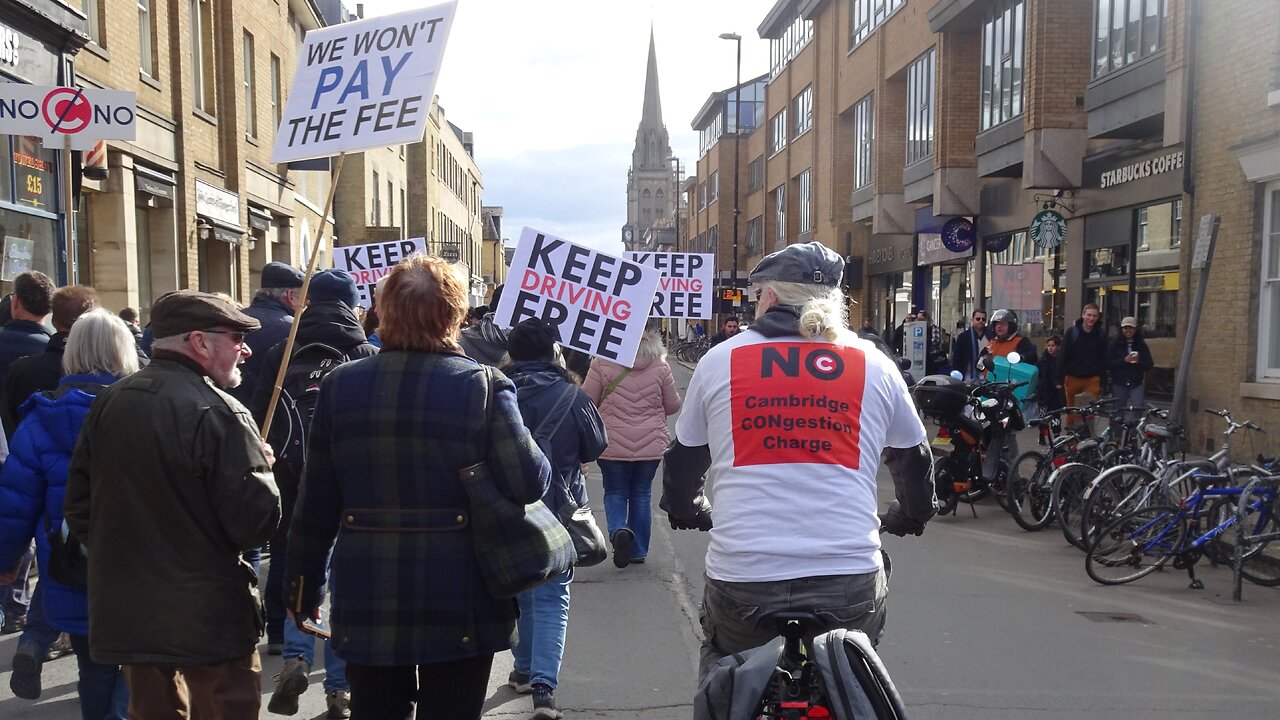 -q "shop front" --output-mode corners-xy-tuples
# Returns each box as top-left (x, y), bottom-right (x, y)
(865, 232), (913, 347)
(0, 4), (86, 287)
(195, 179), (248, 299)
